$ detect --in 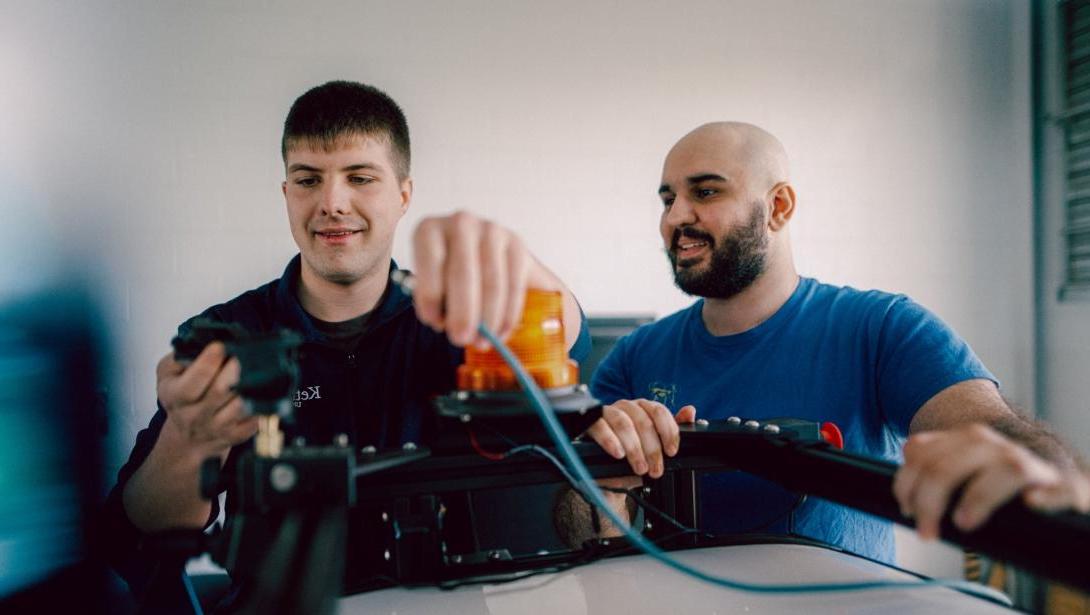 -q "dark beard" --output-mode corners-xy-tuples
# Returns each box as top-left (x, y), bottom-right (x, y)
(668, 203), (768, 299)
